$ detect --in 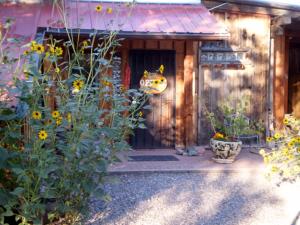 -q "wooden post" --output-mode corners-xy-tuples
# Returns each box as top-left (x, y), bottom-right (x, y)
(175, 40), (185, 147)
(184, 41), (195, 146)
(273, 34), (288, 128)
